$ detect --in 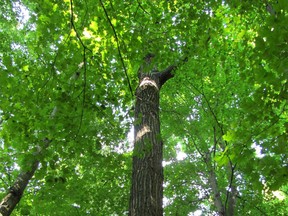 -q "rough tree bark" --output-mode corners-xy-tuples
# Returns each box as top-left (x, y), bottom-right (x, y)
(0, 161), (39, 216)
(129, 54), (175, 216)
